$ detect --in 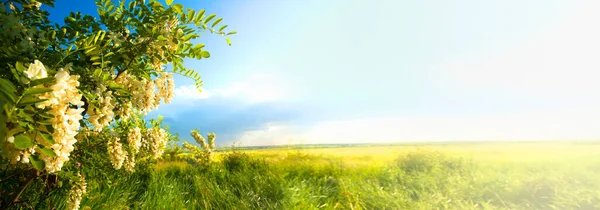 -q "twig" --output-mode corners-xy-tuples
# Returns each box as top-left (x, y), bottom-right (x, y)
(0, 173), (17, 183)
(7, 170), (40, 208)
